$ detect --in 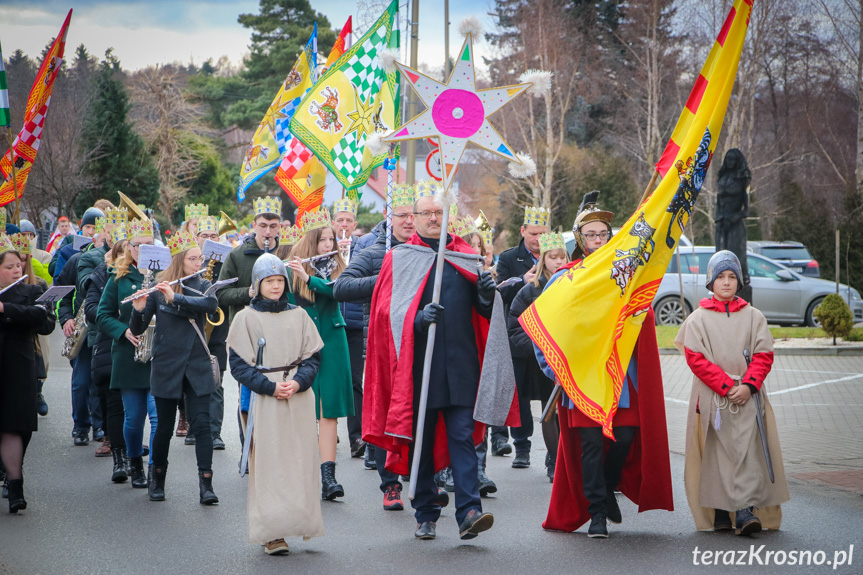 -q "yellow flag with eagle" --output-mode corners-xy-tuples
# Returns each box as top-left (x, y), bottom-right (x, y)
(520, 0), (754, 439)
